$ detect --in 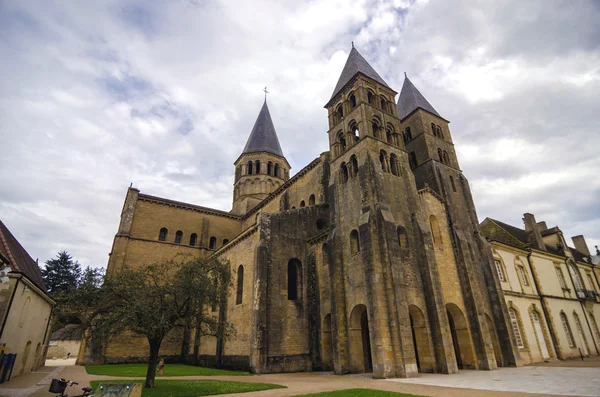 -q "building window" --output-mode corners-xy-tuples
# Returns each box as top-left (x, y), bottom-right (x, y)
(350, 155), (358, 177)
(175, 230), (183, 244)
(350, 123), (359, 142)
(590, 314), (600, 346)
(158, 228), (168, 241)
(449, 176), (456, 192)
(494, 259), (506, 282)
(340, 162), (349, 183)
(267, 161), (273, 175)
(379, 150), (387, 172)
(247, 160), (253, 175)
(397, 226), (408, 248)
(429, 215), (442, 245)
(350, 93), (356, 108)
(442, 151), (450, 165)
(274, 163), (280, 178)
(386, 128), (393, 144)
(509, 308), (525, 348)
(587, 274), (597, 292)
(390, 154), (399, 176)
(209, 236), (217, 249)
(309, 194), (316, 206)
(288, 258), (302, 300)
(409, 152), (417, 170)
(336, 105), (344, 122)
(350, 229), (360, 255)
(189, 233), (197, 246)
(560, 312), (575, 347)
(367, 91), (373, 104)
(517, 265), (529, 286)
(300, 200), (306, 207)
(556, 267), (567, 289)
(404, 127), (412, 142)
(236, 265), (244, 305)
(569, 264), (584, 291)
(372, 121), (380, 139)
